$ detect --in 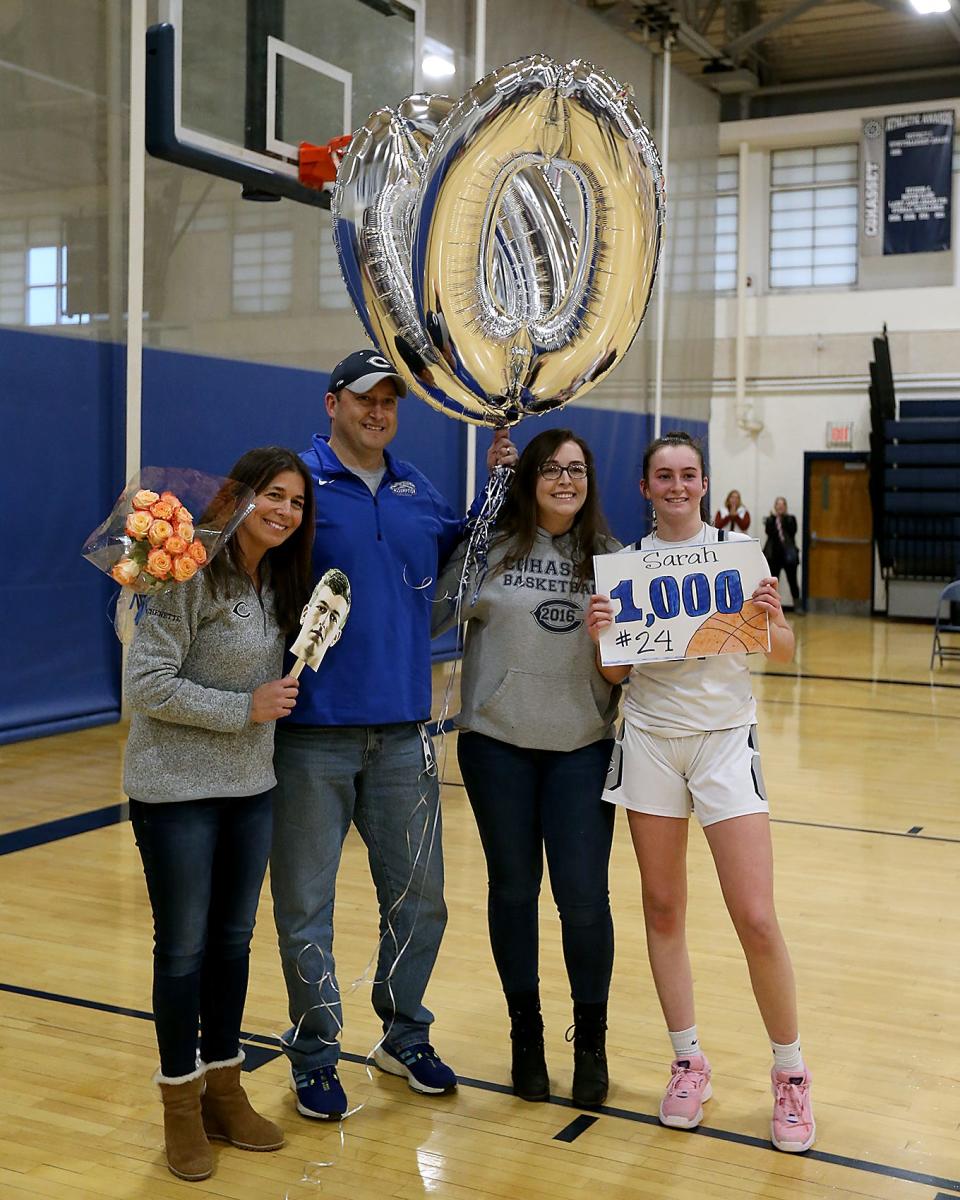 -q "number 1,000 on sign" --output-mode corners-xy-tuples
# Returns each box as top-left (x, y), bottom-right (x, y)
(610, 569), (745, 626)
